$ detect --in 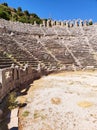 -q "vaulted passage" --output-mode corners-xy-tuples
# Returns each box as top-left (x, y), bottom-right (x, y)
(18, 71), (97, 130)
